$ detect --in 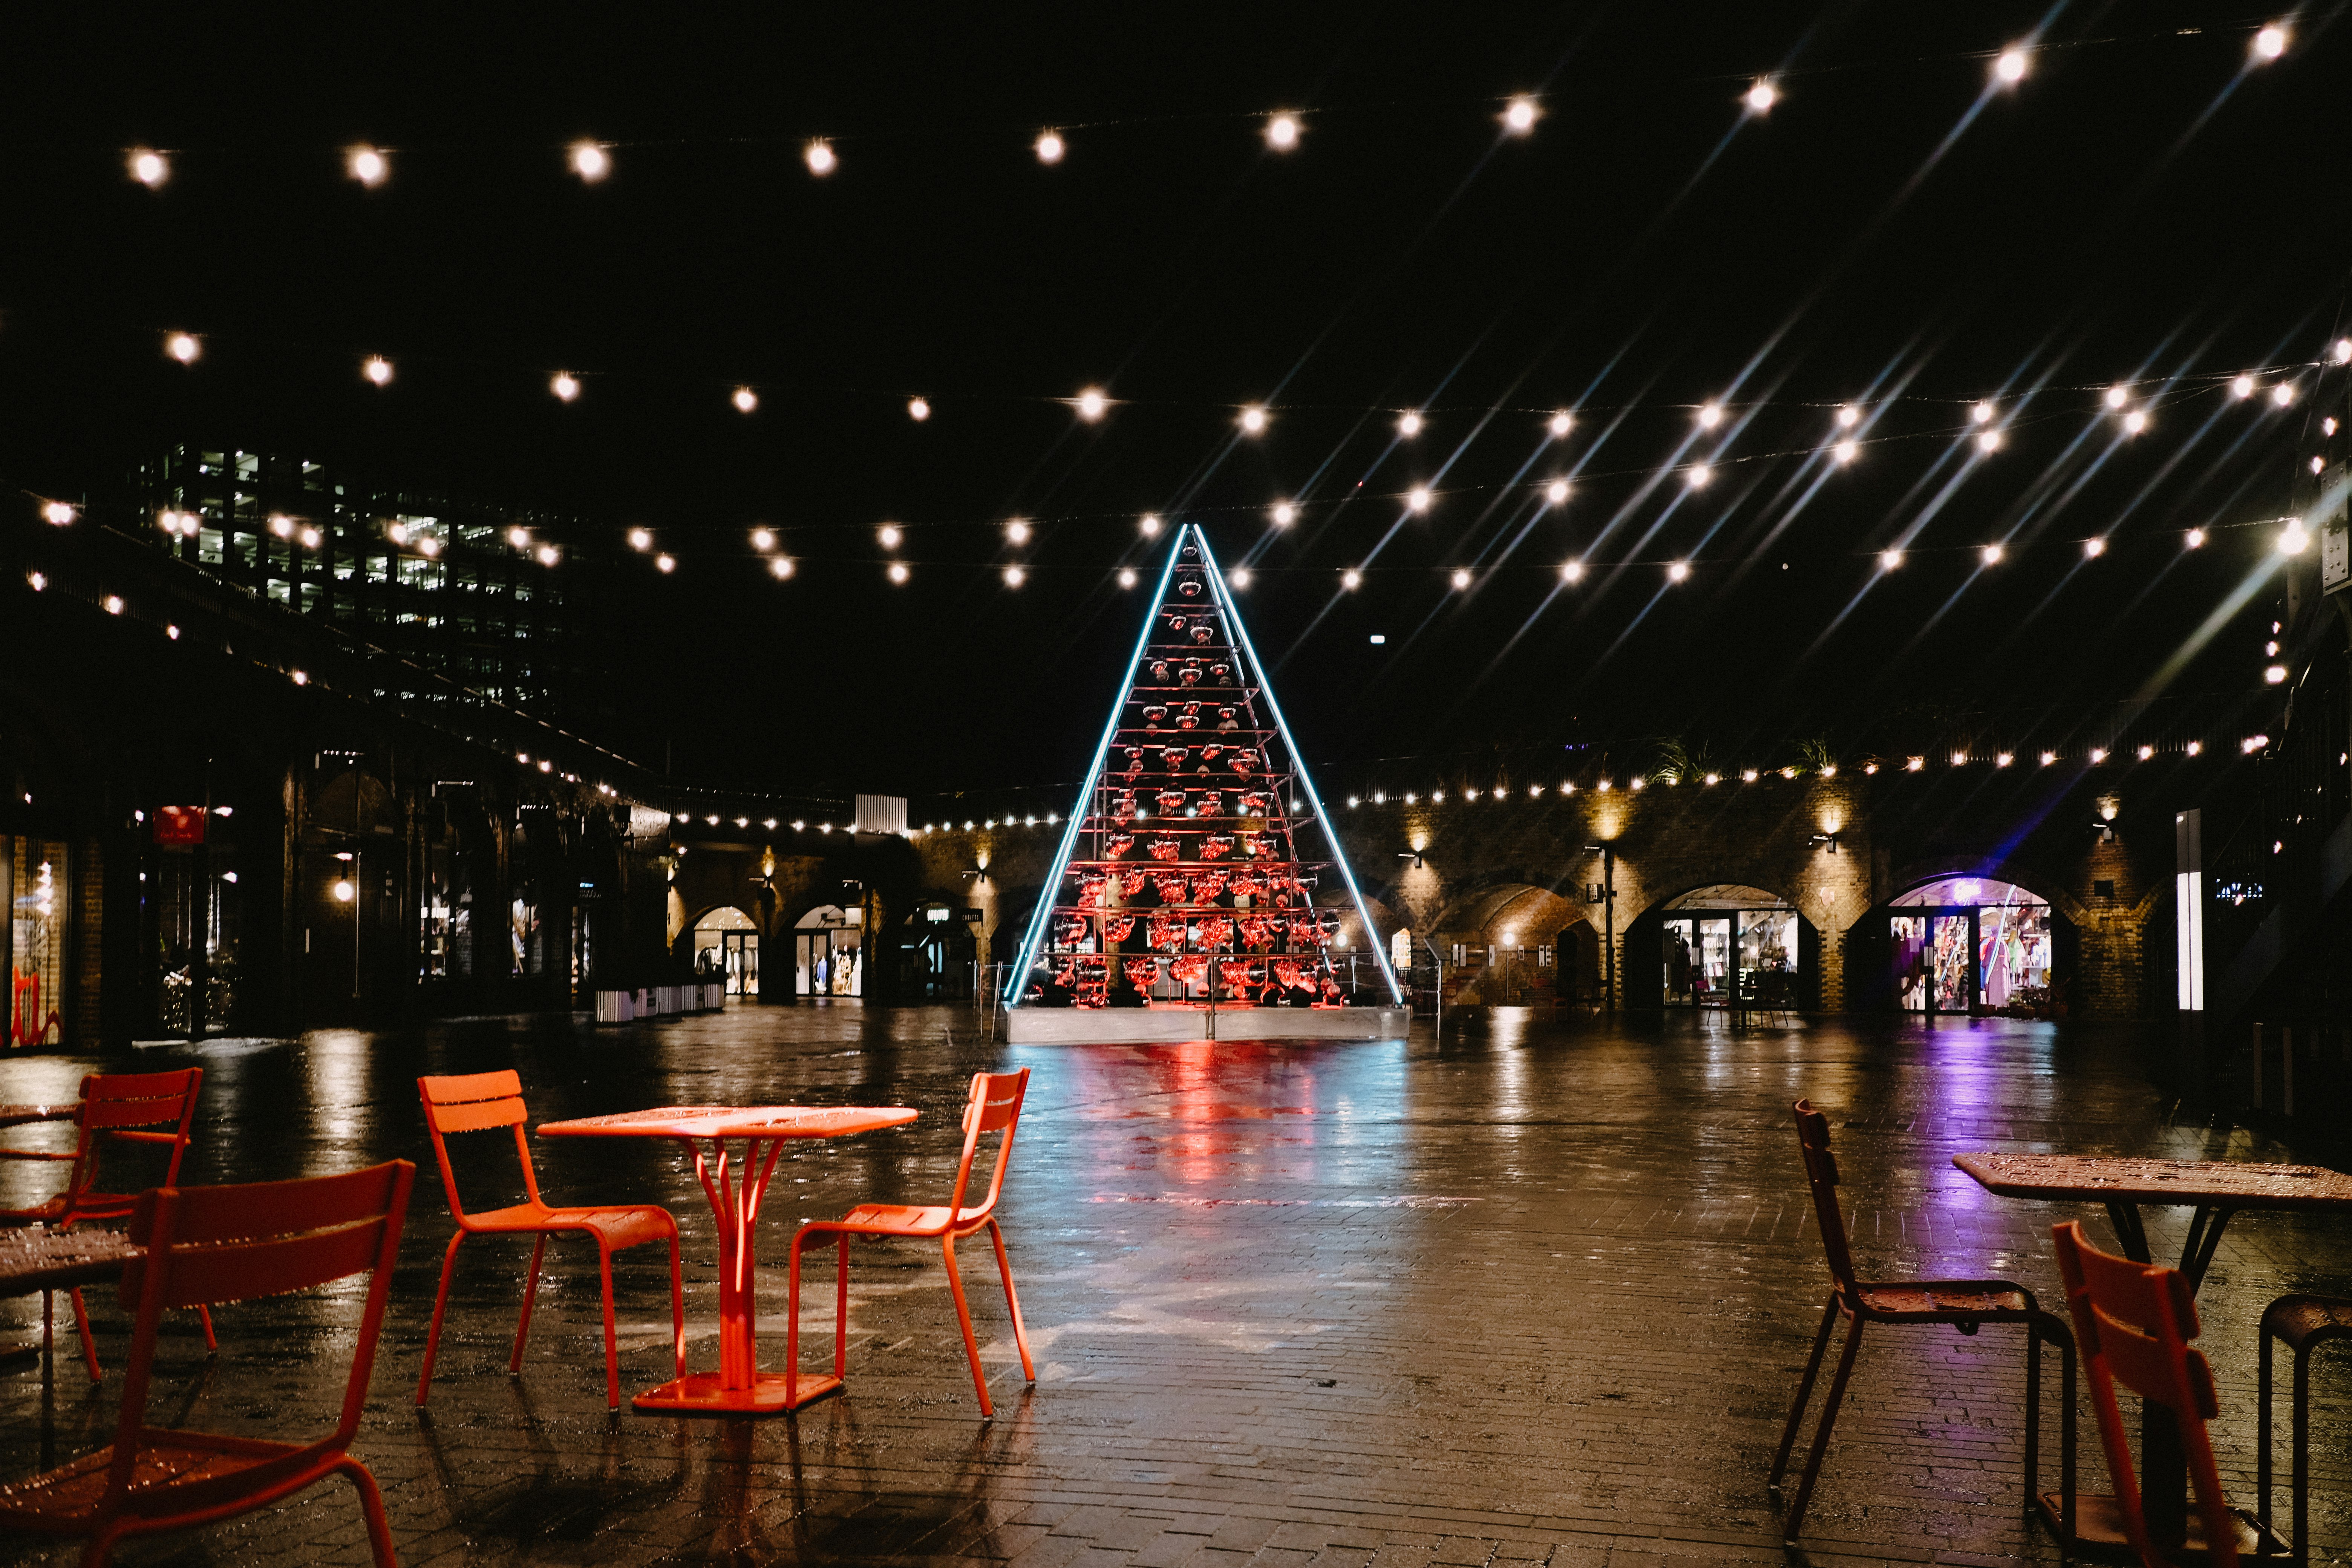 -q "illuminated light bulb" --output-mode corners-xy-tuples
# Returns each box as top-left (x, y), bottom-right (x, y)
(41, 501), (75, 525)
(1271, 502), (1297, 526)
(2039, 751), (2056, 766)
(1548, 410), (1574, 437)
(334, 879), (353, 902)
(2122, 409), (2147, 434)
(888, 562), (910, 584)
(1879, 548), (1903, 570)
(2185, 741), (2203, 756)
(360, 355), (394, 387)
(1819, 764), (1837, 778)
(387, 523), (409, 545)
(770, 556), (794, 579)
(570, 142), (609, 181)
(536, 544), (559, 566)
(1265, 113), (1301, 150)
(1451, 568), (1472, 590)
(165, 332), (201, 364)
(732, 386), (758, 413)
(2328, 419), (2341, 438)
(804, 140), (837, 175)
(103, 595), (123, 615)
(1952, 750), (1968, 766)
(1139, 513), (1162, 536)
(1407, 485), (1432, 512)
(1076, 387), (1109, 421)
(2104, 386), (2129, 409)
(1118, 567), (1139, 588)
(1502, 96), (1538, 133)
(1971, 400), (1995, 424)
(1560, 560), (1585, 582)
(299, 527), (322, 549)
(1746, 80), (1777, 112)
(1667, 560), (1691, 582)
(907, 396), (930, 421)
(1742, 769), (1759, 782)
(270, 514), (294, 538)
(1003, 565), (1026, 587)
(1397, 410), (1423, 436)
(1686, 464), (1712, 488)
(1005, 518), (1031, 544)
(2334, 339), (2352, 365)
(751, 527), (774, 550)
(130, 148), (168, 187)
(1341, 569), (1361, 589)
(167, 624), (179, 639)
(551, 372), (580, 401)
(2271, 382), (2296, 406)
(417, 535), (439, 559)
(1995, 752), (2015, 767)
(1695, 402), (1723, 429)
(1239, 404), (1269, 433)
(2278, 520), (2309, 554)
(1833, 439), (1860, 464)
(1545, 479), (1570, 505)
(1995, 47), (2029, 83)
(1836, 404), (1860, 428)
(2233, 375), (2257, 399)
(877, 523), (902, 548)
(1034, 130), (1065, 164)
(2252, 23), (2288, 58)
(1906, 756), (1925, 772)
(507, 526), (530, 550)
(2083, 537), (2107, 557)
(2265, 664), (2289, 684)
(1230, 567), (1251, 588)
(2137, 745), (2155, 760)
(2185, 528), (2205, 548)
(1977, 430), (2003, 453)
(1981, 542), (2004, 565)
(348, 145), (389, 187)
(628, 527), (652, 550)
(1704, 773), (1719, 785)
(655, 554), (675, 573)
